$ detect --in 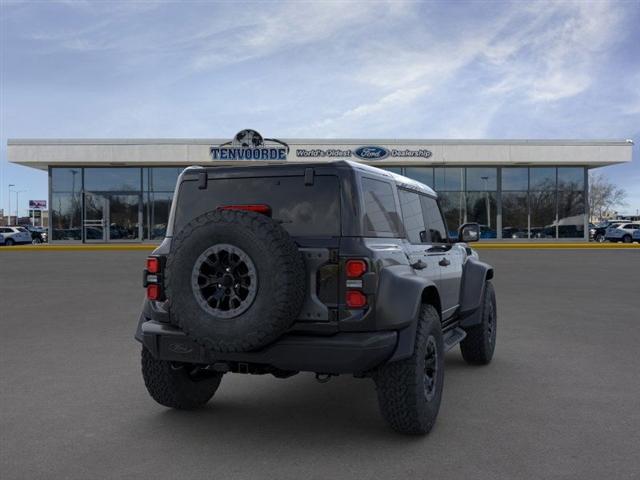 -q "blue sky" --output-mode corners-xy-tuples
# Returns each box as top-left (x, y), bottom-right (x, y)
(1, 0), (639, 216)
